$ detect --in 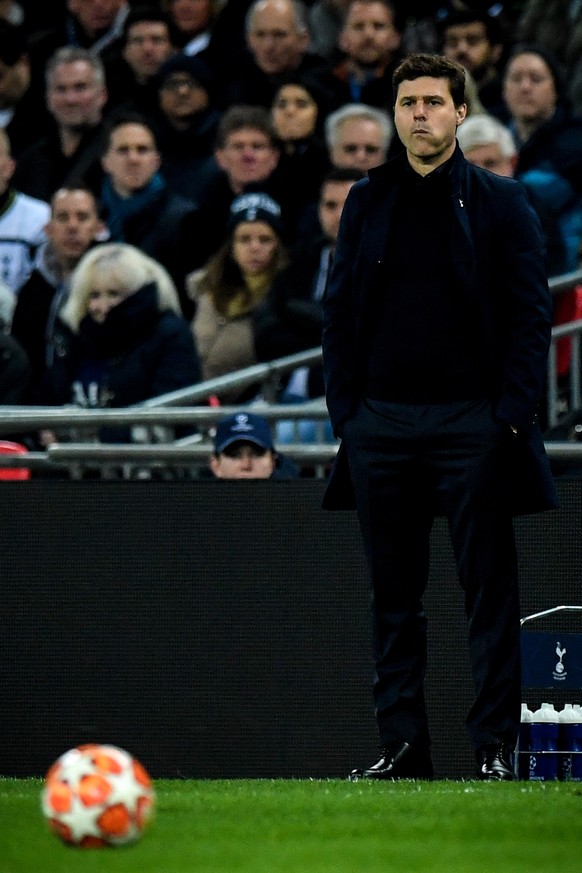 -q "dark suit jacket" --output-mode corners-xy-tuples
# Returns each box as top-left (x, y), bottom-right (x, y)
(322, 146), (558, 515)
